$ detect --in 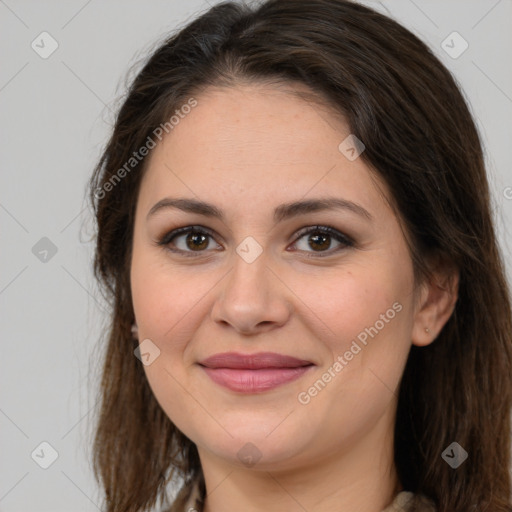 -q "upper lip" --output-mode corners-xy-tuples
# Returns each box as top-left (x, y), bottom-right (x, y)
(199, 352), (314, 369)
